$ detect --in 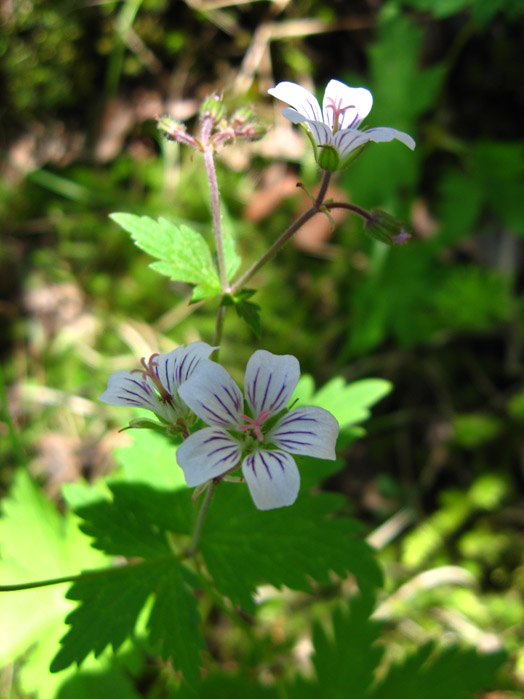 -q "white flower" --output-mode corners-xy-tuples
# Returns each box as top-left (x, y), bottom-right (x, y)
(176, 350), (339, 510)
(98, 342), (216, 424)
(268, 79), (416, 171)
